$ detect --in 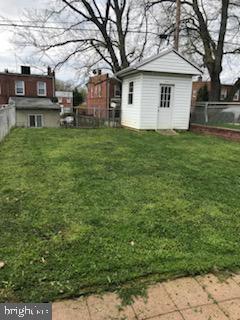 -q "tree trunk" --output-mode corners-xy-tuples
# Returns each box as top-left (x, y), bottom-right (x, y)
(209, 74), (221, 101)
